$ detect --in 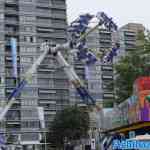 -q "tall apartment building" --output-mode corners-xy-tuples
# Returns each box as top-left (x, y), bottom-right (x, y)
(86, 28), (114, 108)
(113, 23), (145, 63)
(0, 0), (68, 149)
(113, 23), (145, 107)
(68, 28), (114, 130)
